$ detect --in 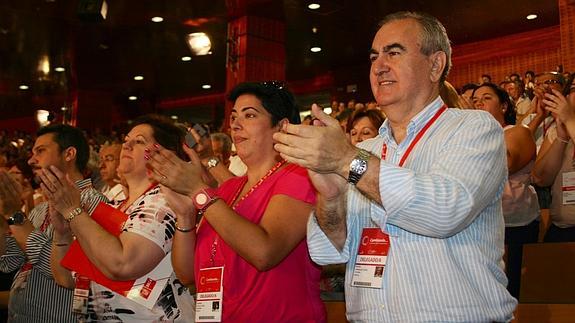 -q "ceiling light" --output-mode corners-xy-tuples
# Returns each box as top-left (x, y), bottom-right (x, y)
(186, 32), (212, 56)
(36, 110), (50, 126)
(61, 106), (68, 111)
(526, 14), (537, 20)
(171, 115), (178, 120)
(308, 3), (320, 10)
(134, 75), (144, 81)
(19, 85), (29, 90)
(310, 47), (322, 53)
(128, 96), (137, 101)
(181, 56), (192, 61)
(312, 27), (318, 34)
(54, 67), (65, 72)
(38, 55), (50, 75)
(202, 84), (211, 89)
(151, 16), (164, 23)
